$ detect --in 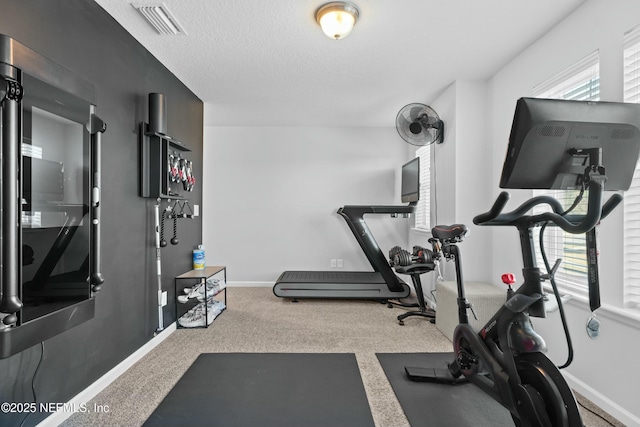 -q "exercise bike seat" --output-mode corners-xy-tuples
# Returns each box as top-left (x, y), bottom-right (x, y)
(432, 224), (468, 243)
(394, 263), (436, 275)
